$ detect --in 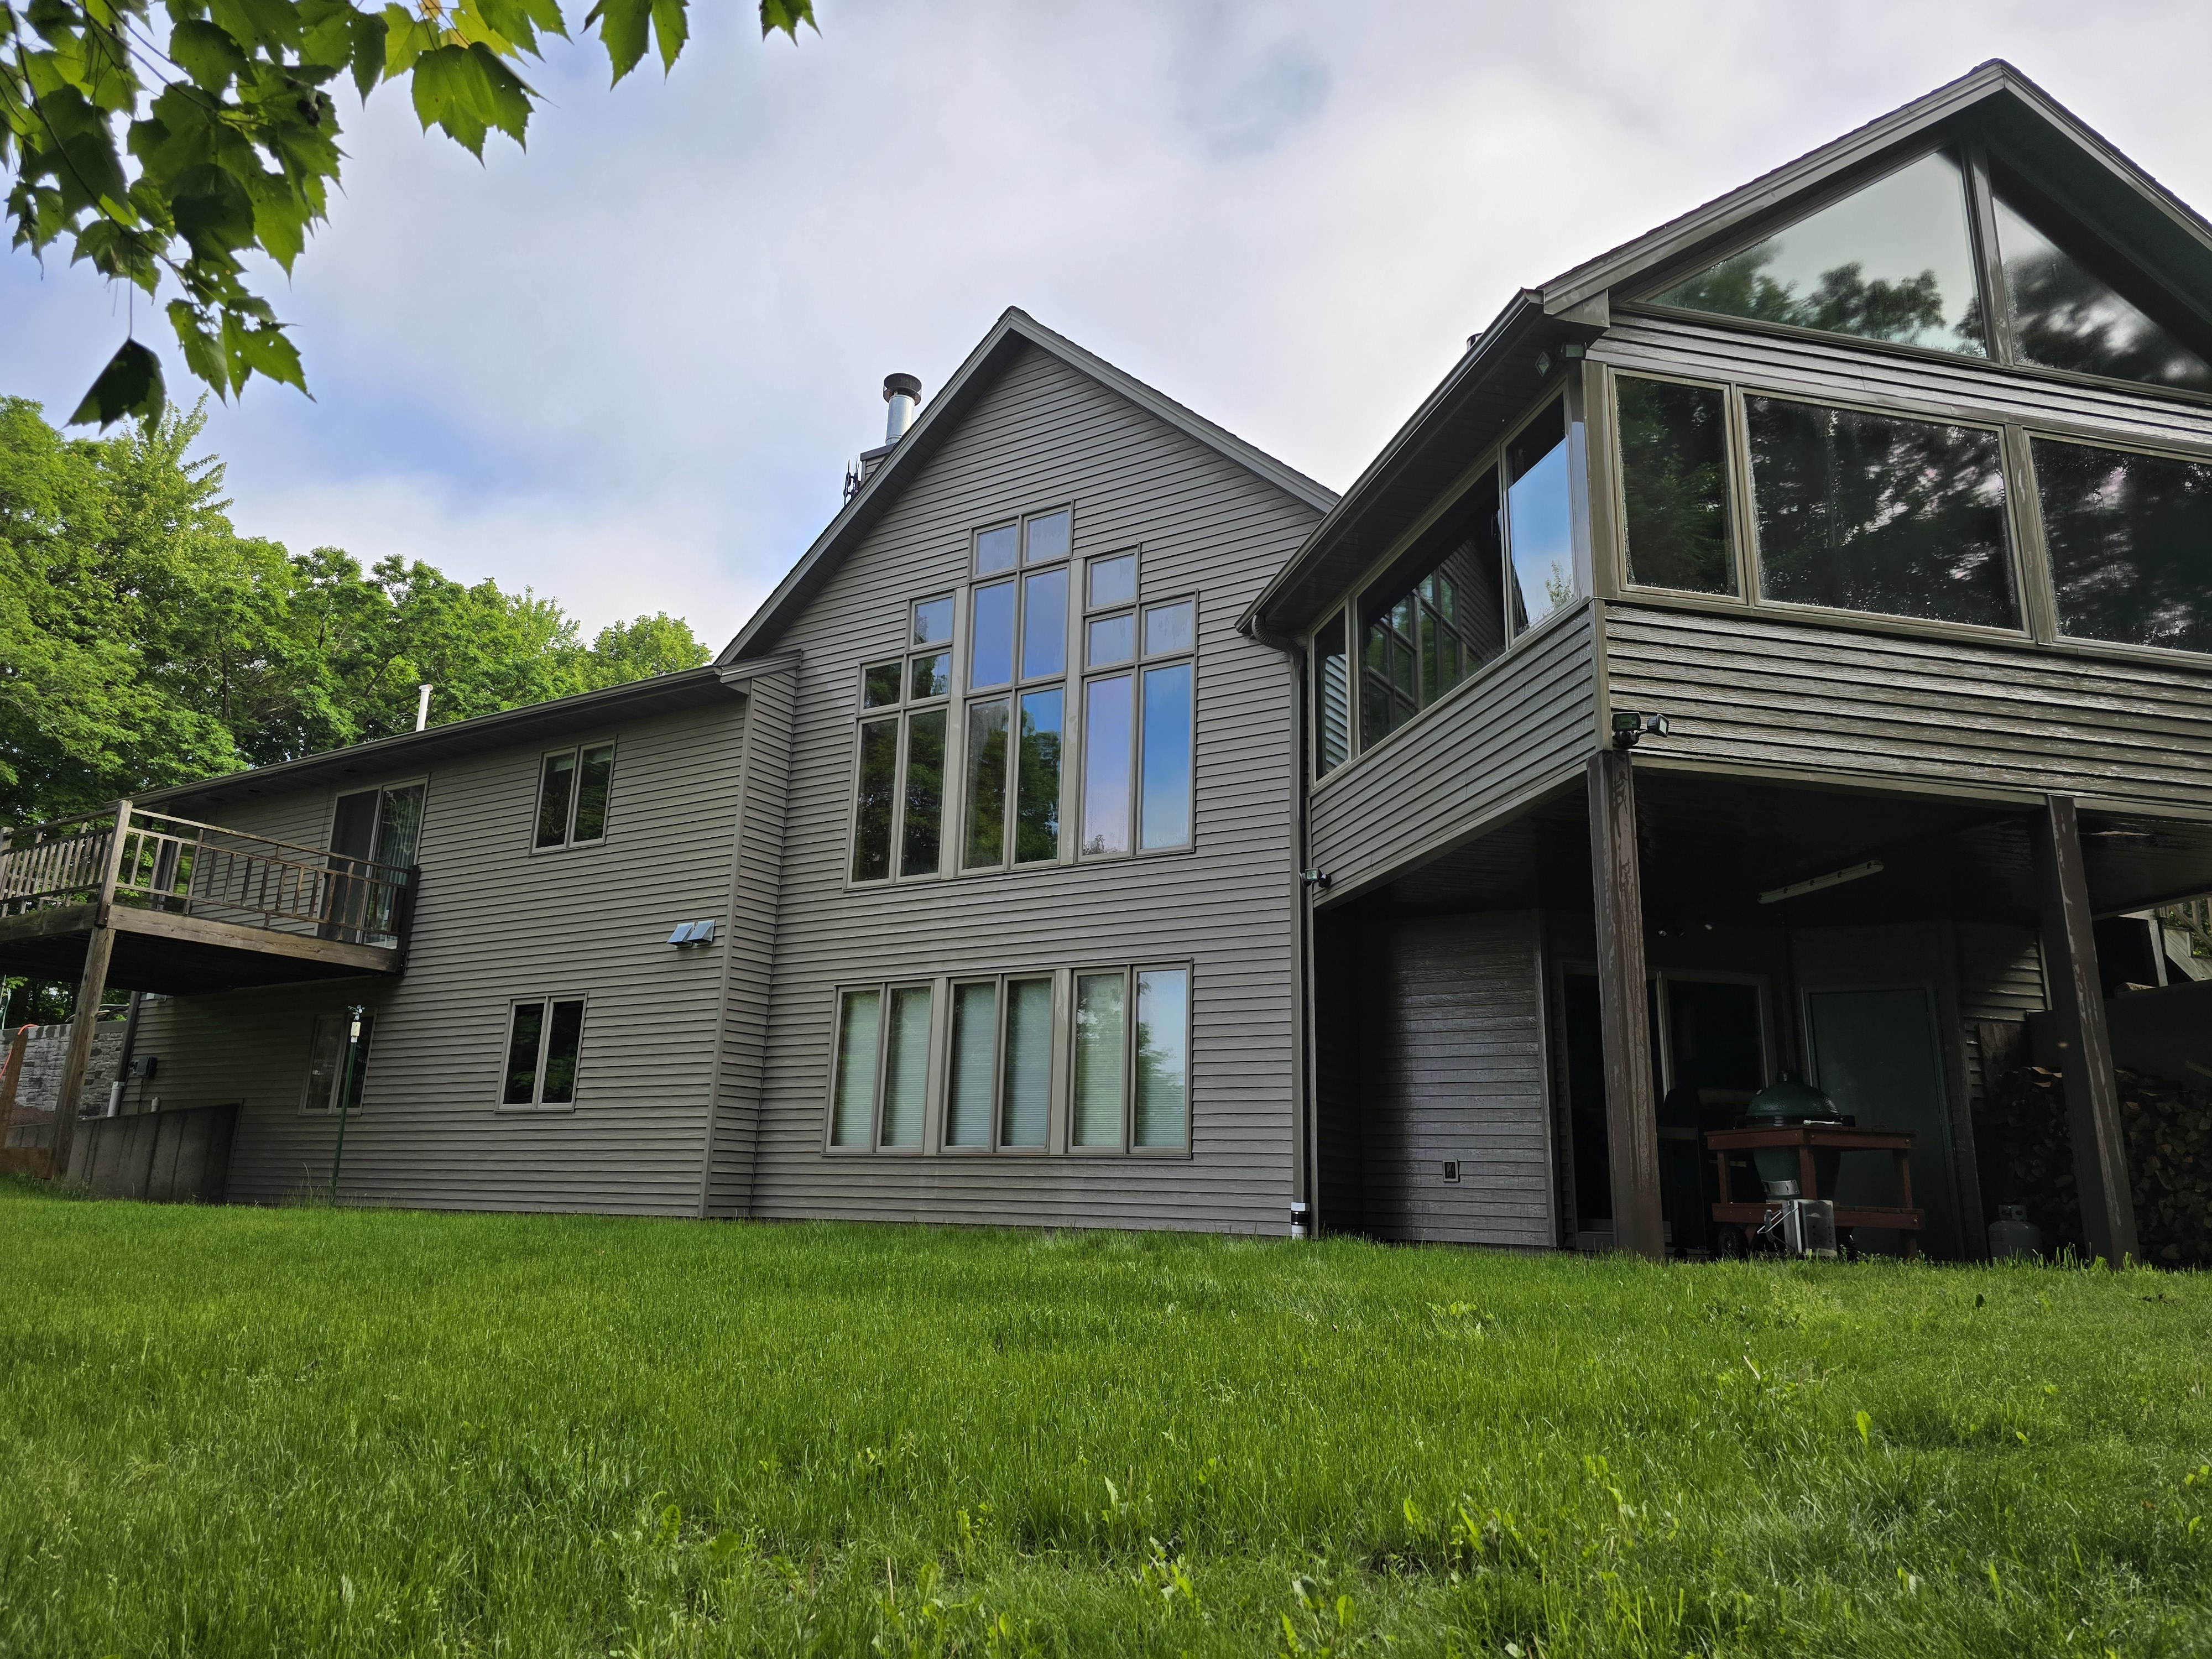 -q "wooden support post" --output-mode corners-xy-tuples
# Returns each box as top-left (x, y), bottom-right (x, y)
(1585, 750), (1665, 1261)
(51, 800), (131, 1183)
(2032, 794), (2139, 1266)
